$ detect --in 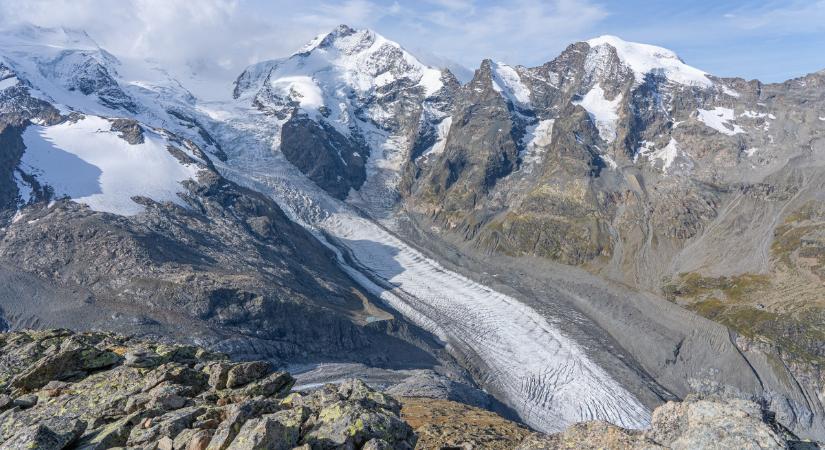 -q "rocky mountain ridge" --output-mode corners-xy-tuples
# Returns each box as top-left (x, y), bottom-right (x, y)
(0, 51), (449, 370)
(223, 26), (825, 439)
(3, 21), (825, 443)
